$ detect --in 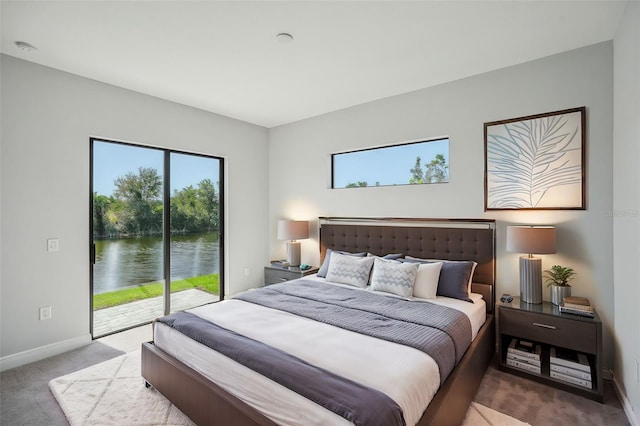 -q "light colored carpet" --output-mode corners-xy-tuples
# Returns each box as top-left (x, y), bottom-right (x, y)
(50, 351), (530, 426)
